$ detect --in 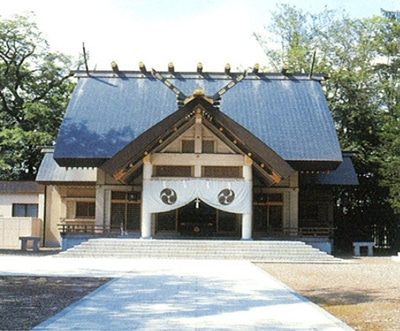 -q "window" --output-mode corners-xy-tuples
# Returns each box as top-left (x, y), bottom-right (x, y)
(153, 166), (192, 177)
(253, 194), (283, 233)
(202, 140), (215, 153)
(182, 139), (215, 153)
(12, 204), (38, 217)
(202, 166), (242, 178)
(254, 193), (283, 203)
(111, 191), (126, 200)
(182, 140), (195, 153)
(76, 202), (95, 218)
(110, 191), (141, 231)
